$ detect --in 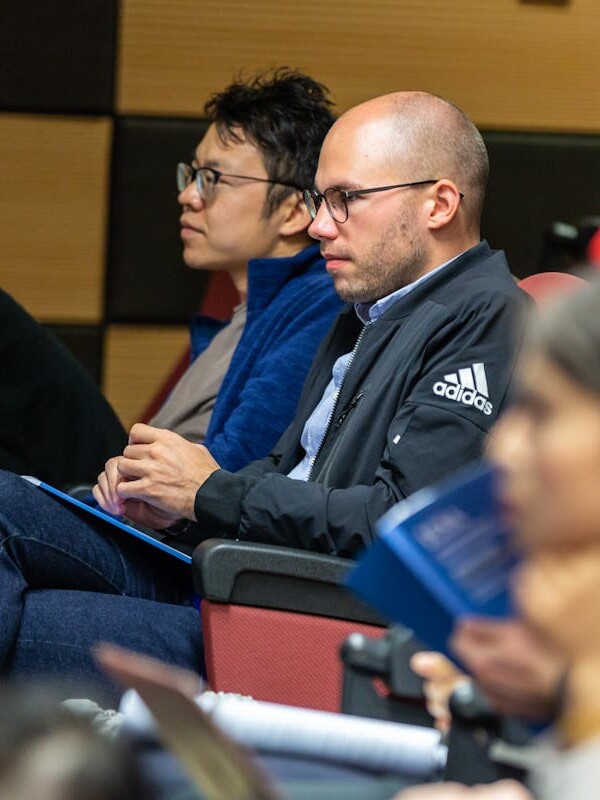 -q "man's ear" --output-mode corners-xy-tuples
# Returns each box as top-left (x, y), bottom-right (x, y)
(276, 191), (313, 238)
(425, 180), (462, 231)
